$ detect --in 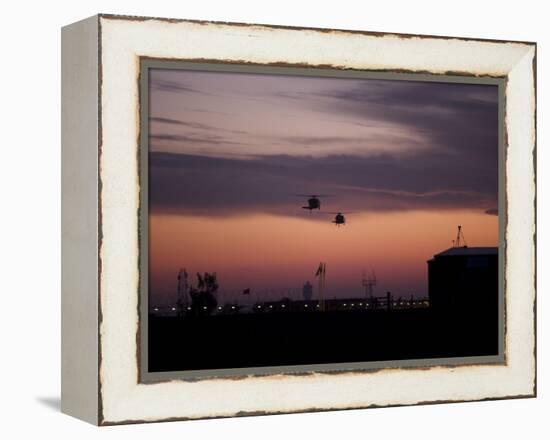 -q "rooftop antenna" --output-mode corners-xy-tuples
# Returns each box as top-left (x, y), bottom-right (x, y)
(454, 225), (468, 248)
